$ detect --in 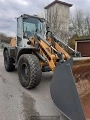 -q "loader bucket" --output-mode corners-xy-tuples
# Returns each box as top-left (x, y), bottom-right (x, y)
(50, 57), (90, 120)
